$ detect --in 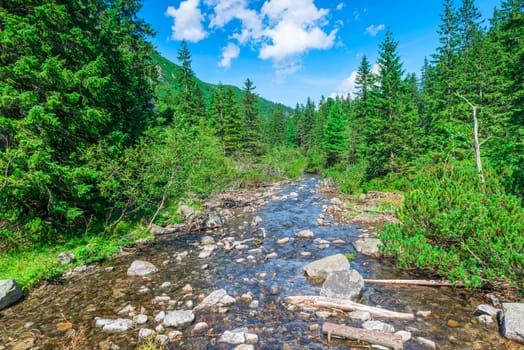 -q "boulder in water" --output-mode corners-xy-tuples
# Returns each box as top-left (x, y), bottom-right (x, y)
(194, 289), (236, 311)
(304, 254), (349, 278)
(499, 303), (524, 344)
(163, 310), (195, 328)
(320, 269), (364, 301)
(95, 318), (133, 333)
(0, 279), (23, 310)
(127, 260), (158, 276)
